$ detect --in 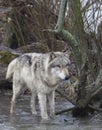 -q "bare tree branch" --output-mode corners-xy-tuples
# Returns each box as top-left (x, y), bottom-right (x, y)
(55, 0), (67, 31)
